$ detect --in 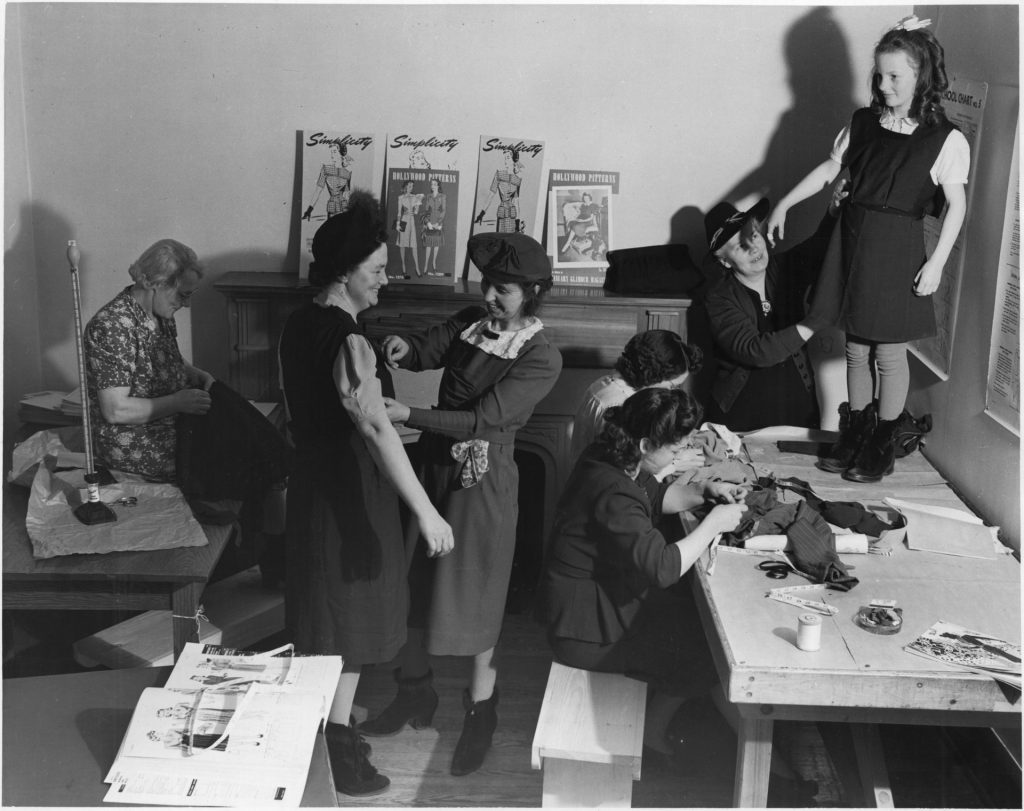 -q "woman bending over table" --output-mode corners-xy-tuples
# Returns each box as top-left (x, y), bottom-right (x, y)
(537, 387), (746, 755)
(570, 329), (703, 464)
